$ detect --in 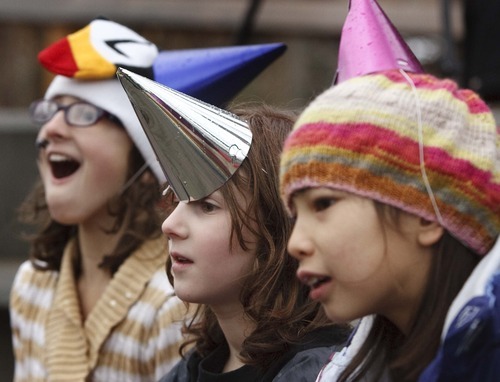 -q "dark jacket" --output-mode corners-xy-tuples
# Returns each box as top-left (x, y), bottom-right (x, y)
(158, 326), (350, 382)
